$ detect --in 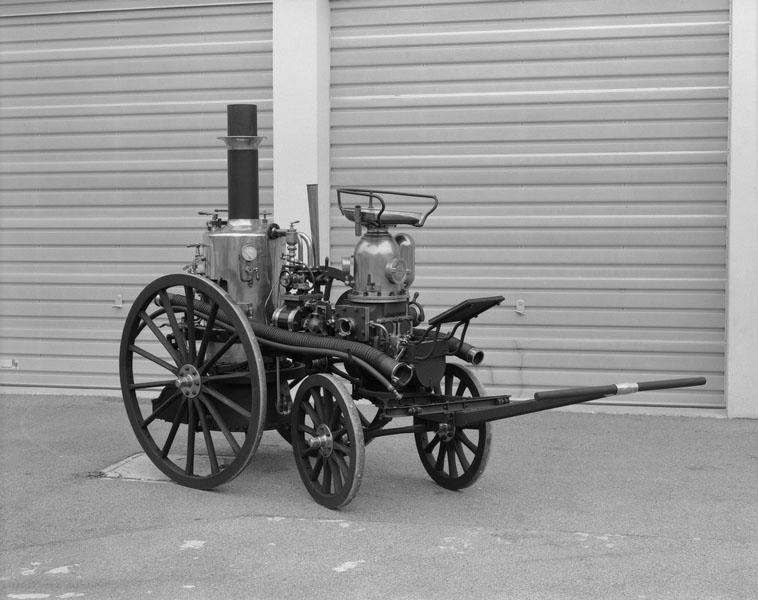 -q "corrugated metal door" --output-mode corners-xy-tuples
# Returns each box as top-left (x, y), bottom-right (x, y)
(0, 0), (273, 390)
(330, 0), (727, 407)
